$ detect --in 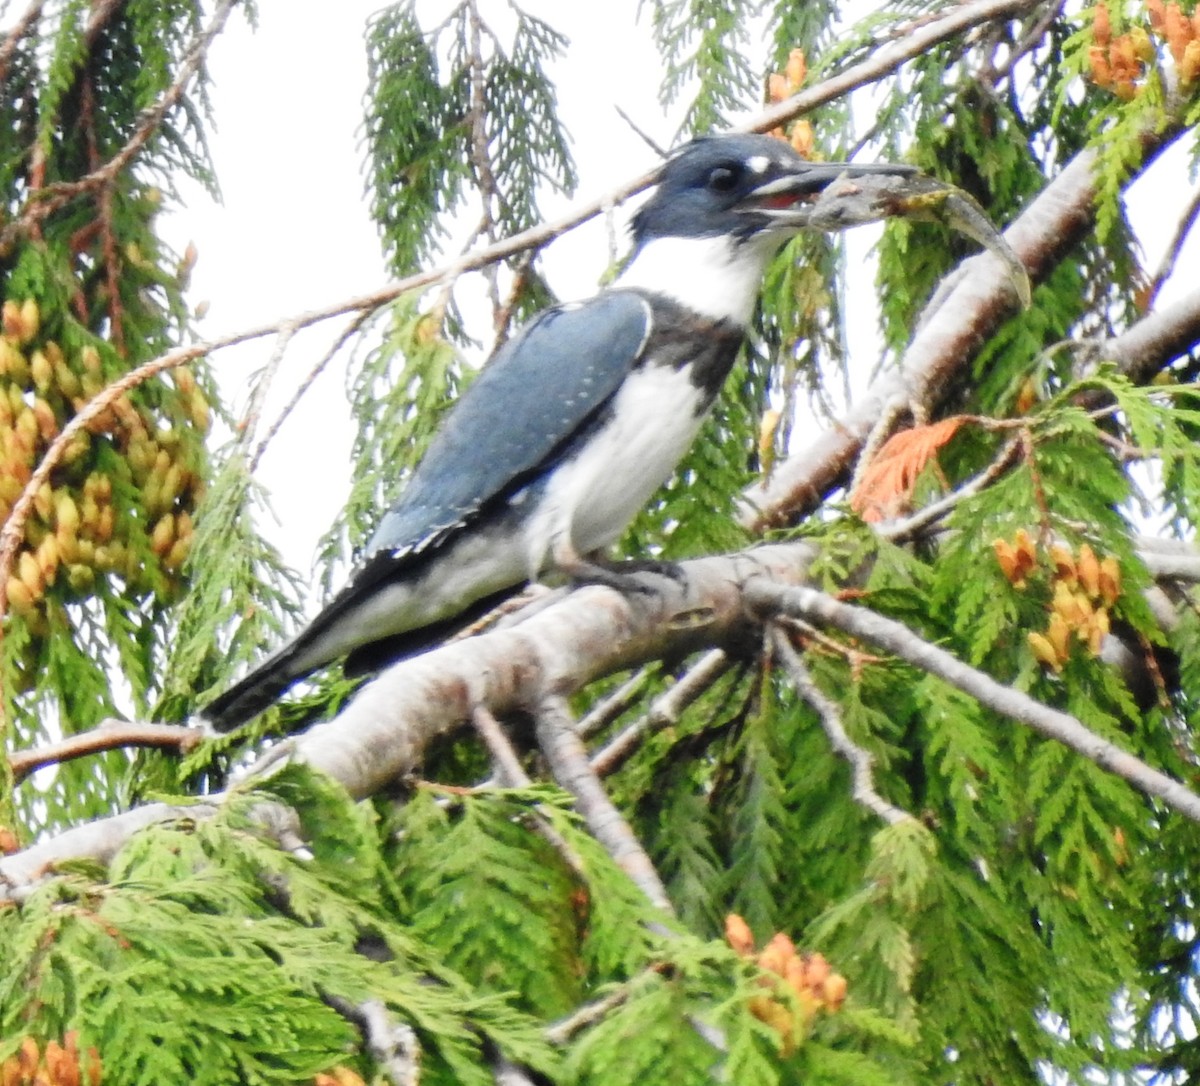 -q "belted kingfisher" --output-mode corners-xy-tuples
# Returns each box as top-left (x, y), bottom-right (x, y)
(200, 133), (922, 732)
